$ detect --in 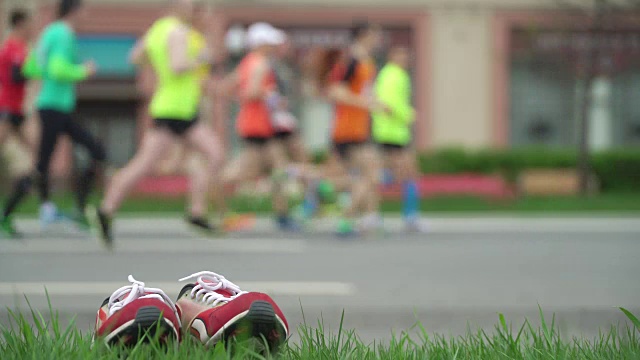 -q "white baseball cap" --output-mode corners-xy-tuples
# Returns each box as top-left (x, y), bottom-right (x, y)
(246, 22), (286, 49)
